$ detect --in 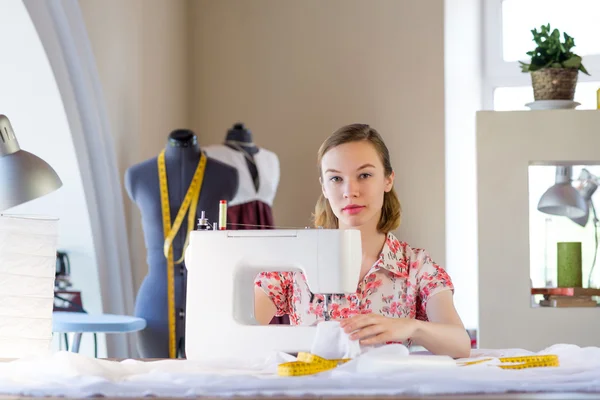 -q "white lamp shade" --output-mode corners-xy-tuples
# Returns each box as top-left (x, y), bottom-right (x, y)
(0, 214), (58, 358)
